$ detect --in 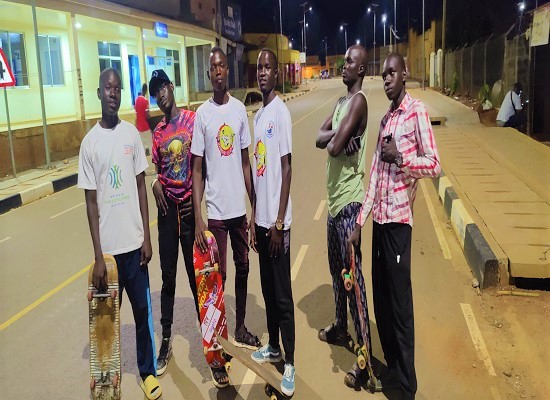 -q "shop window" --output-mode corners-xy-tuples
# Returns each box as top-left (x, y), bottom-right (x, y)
(0, 31), (29, 86)
(97, 41), (123, 87)
(158, 48), (181, 87)
(38, 35), (64, 86)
